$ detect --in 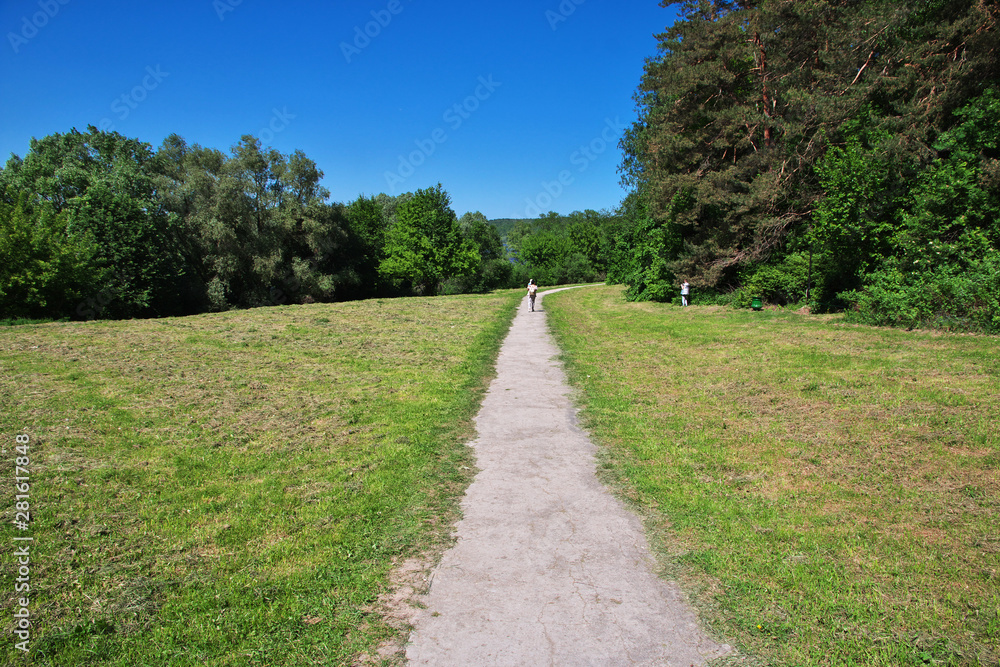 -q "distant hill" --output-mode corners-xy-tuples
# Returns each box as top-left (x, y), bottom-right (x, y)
(490, 215), (592, 240)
